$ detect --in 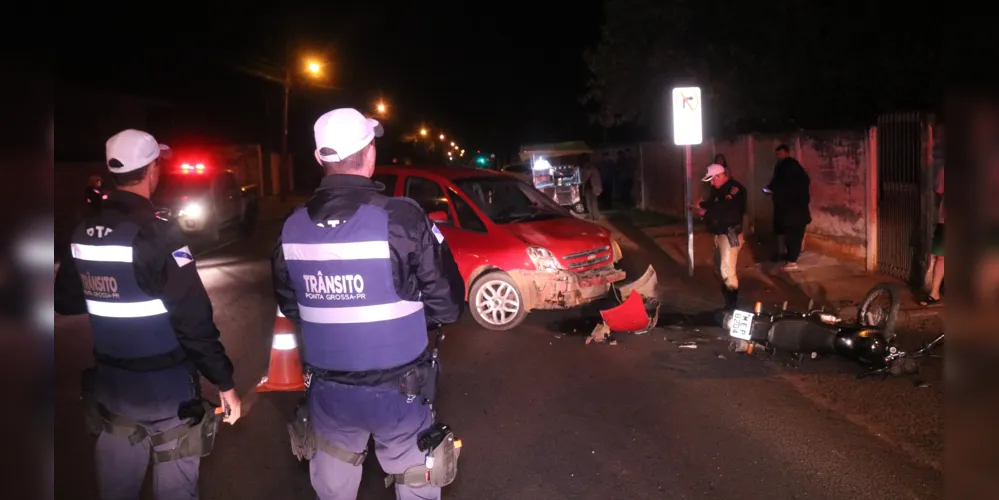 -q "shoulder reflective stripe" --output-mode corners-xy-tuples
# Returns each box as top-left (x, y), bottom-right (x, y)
(86, 299), (168, 318)
(298, 300), (424, 324)
(71, 244), (133, 263)
(276, 307), (285, 318)
(283, 241), (391, 261)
